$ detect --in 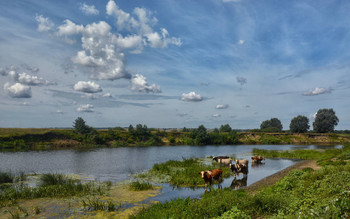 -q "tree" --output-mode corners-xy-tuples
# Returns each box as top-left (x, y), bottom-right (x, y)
(313, 108), (339, 133)
(290, 115), (309, 133)
(191, 125), (209, 145)
(73, 117), (91, 134)
(260, 118), (283, 132)
(219, 124), (232, 132)
(128, 124), (134, 133)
